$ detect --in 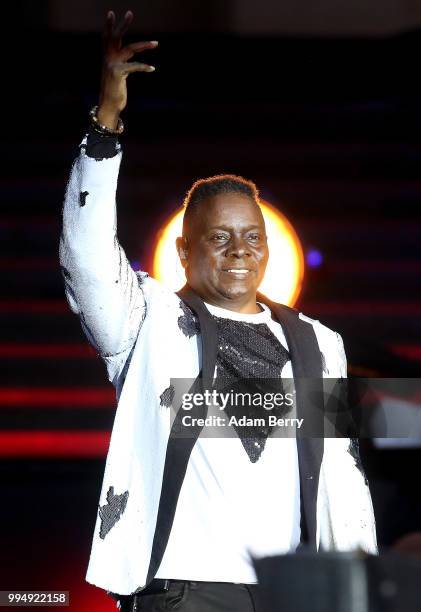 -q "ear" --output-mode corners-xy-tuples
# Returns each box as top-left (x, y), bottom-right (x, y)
(176, 236), (188, 268)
